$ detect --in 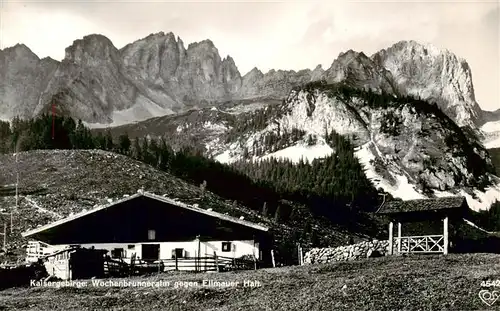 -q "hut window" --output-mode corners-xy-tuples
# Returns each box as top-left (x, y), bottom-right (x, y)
(171, 248), (184, 259)
(148, 230), (156, 240)
(221, 242), (232, 252)
(128, 245), (135, 249)
(111, 248), (124, 259)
